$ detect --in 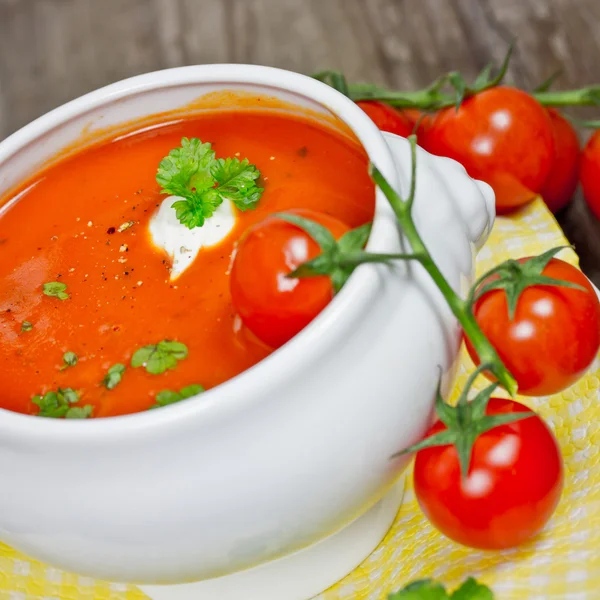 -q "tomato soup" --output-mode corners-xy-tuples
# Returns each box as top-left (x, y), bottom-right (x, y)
(0, 110), (375, 417)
